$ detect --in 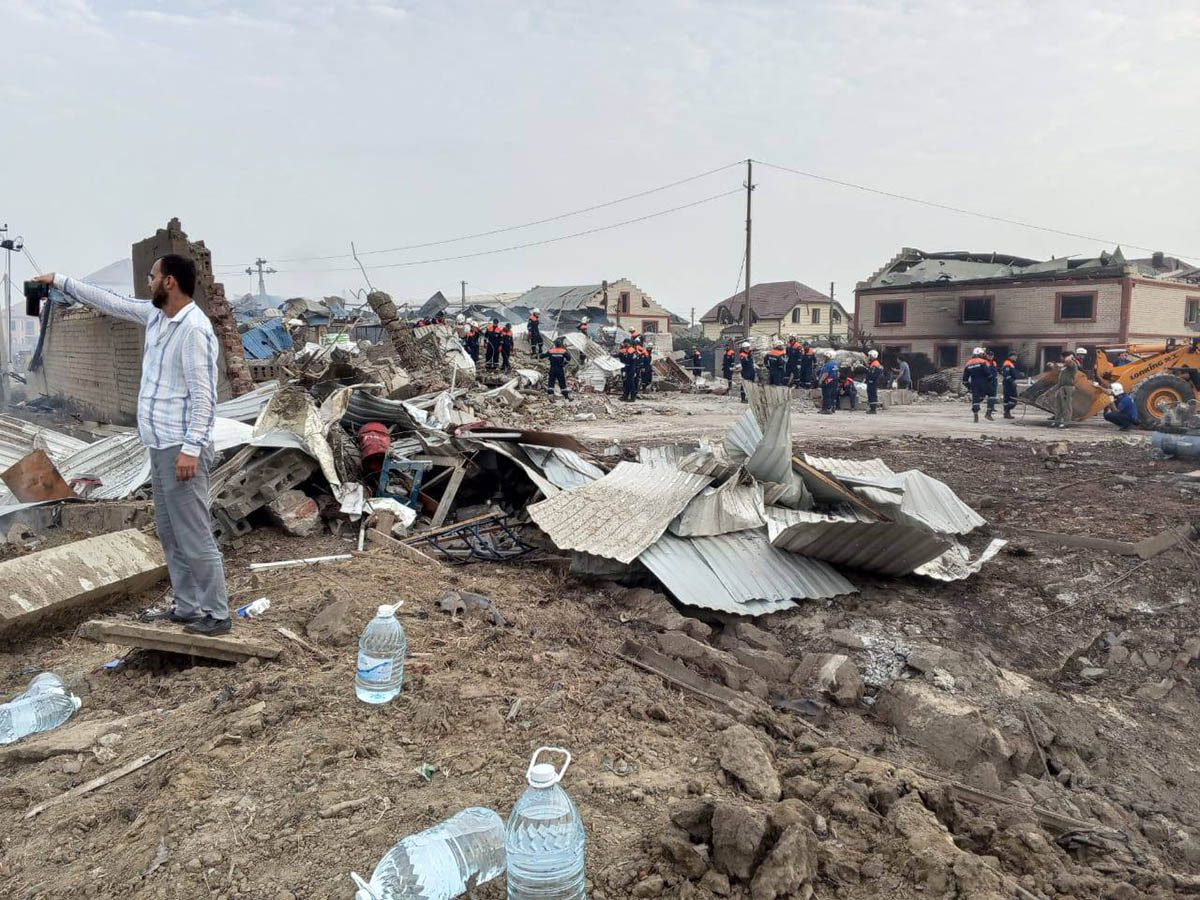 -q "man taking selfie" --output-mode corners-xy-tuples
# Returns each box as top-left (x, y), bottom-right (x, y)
(32, 255), (231, 634)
